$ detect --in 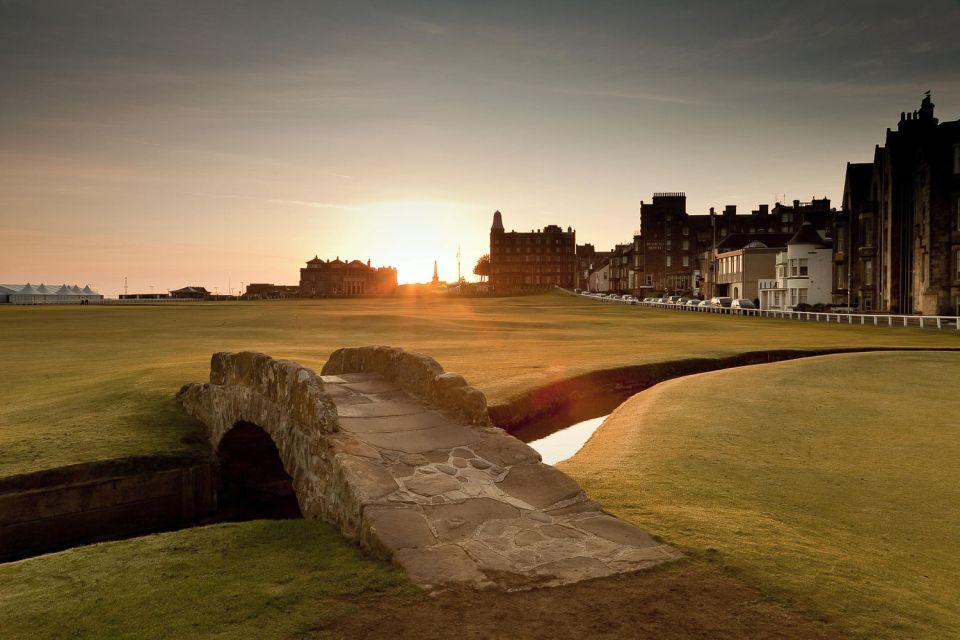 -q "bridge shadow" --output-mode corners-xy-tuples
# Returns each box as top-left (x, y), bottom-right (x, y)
(215, 422), (302, 521)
